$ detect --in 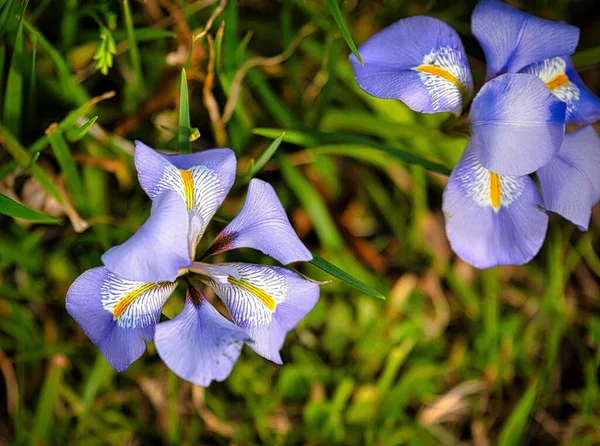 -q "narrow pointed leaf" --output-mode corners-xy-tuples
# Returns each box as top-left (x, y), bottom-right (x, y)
(66, 116), (98, 142)
(242, 132), (285, 183)
(178, 68), (191, 153)
(325, 0), (363, 65)
(0, 193), (61, 224)
(310, 252), (385, 300)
